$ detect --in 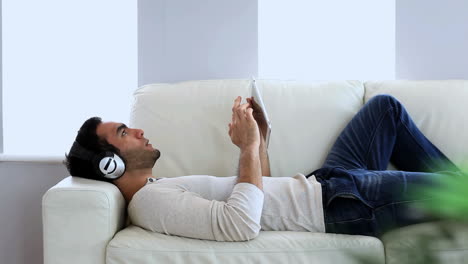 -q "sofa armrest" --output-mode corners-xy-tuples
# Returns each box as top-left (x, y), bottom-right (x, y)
(42, 176), (126, 264)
